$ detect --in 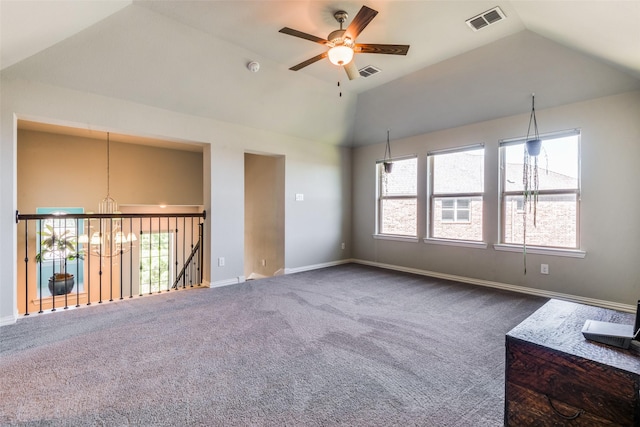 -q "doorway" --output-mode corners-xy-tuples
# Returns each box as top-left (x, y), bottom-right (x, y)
(244, 153), (285, 280)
